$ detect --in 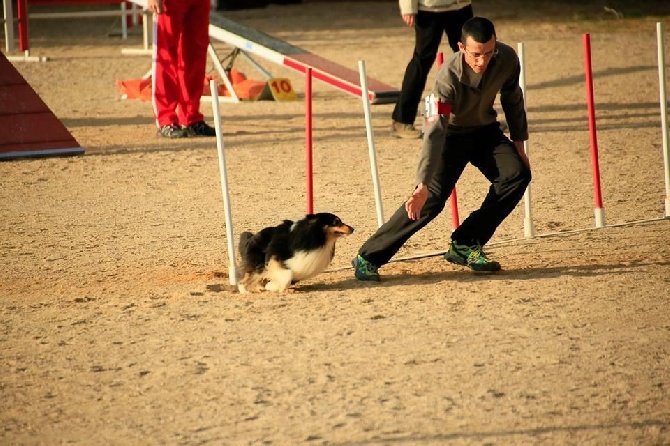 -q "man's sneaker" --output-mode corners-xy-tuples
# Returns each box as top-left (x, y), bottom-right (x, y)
(184, 120), (216, 137)
(390, 120), (421, 139)
(444, 241), (501, 272)
(352, 255), (380, 281)
(157, 124), (187, 139)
